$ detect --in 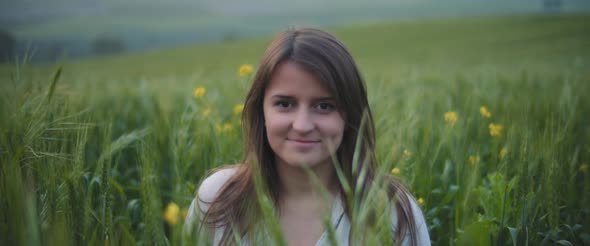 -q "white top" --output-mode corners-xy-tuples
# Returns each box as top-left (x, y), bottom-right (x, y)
(185, 167), (431, 245)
